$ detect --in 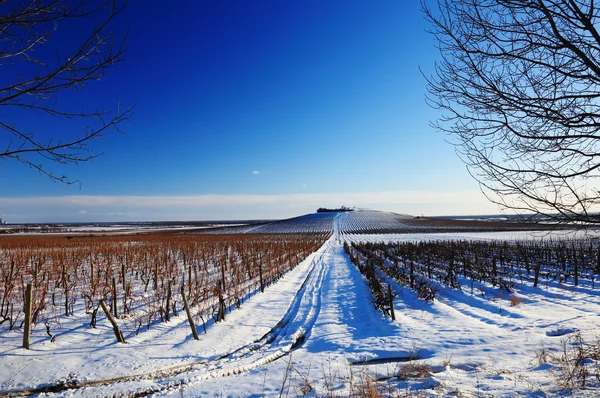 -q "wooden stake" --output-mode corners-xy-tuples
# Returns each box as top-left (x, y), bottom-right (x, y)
(90, 258), (94, 289)
(388, 284), (396, 321)
(165, 281), (171, 322)
(34, 263), (39, 289)
(112, 278), (118, 318)
(188, 266), (192, 297)
(220, 261), (226, 292)
(218, 290), (226, 322)
(100, 300), (126, 344)
(23, 283), (32, 349)
(181, 285), (199, 340)
(258, 256), (264, 293)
